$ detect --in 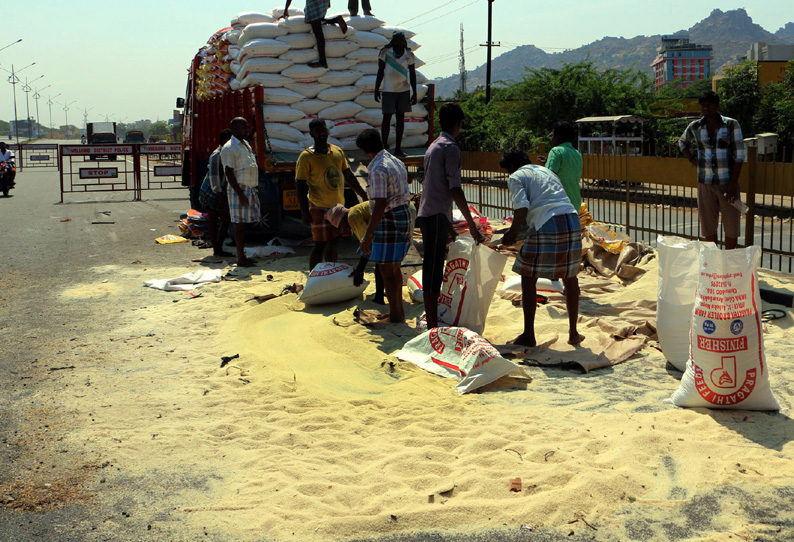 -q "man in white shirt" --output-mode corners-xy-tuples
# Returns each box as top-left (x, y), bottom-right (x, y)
(221, 117), (260, 267)
(0, 142), (16, 190)
(374, 32), (417, 157)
